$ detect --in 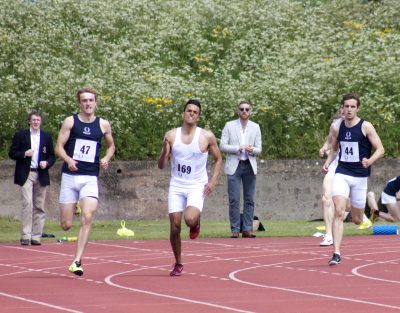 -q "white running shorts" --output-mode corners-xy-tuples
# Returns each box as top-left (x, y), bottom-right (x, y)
(332, 173), (368, 209)
(381, 191), (397, 205)
(59, 173), (99, 203)
(168, 184), (205, 214)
